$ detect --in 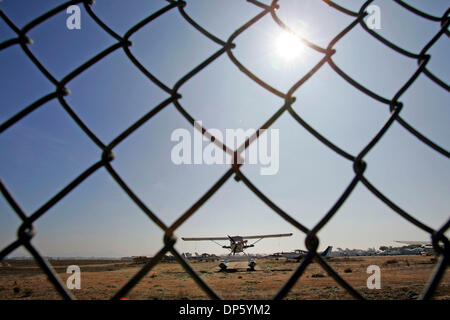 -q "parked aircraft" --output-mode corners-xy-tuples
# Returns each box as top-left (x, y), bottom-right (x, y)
(275, 246), (333, 262)
(395, 241), (434, 256)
